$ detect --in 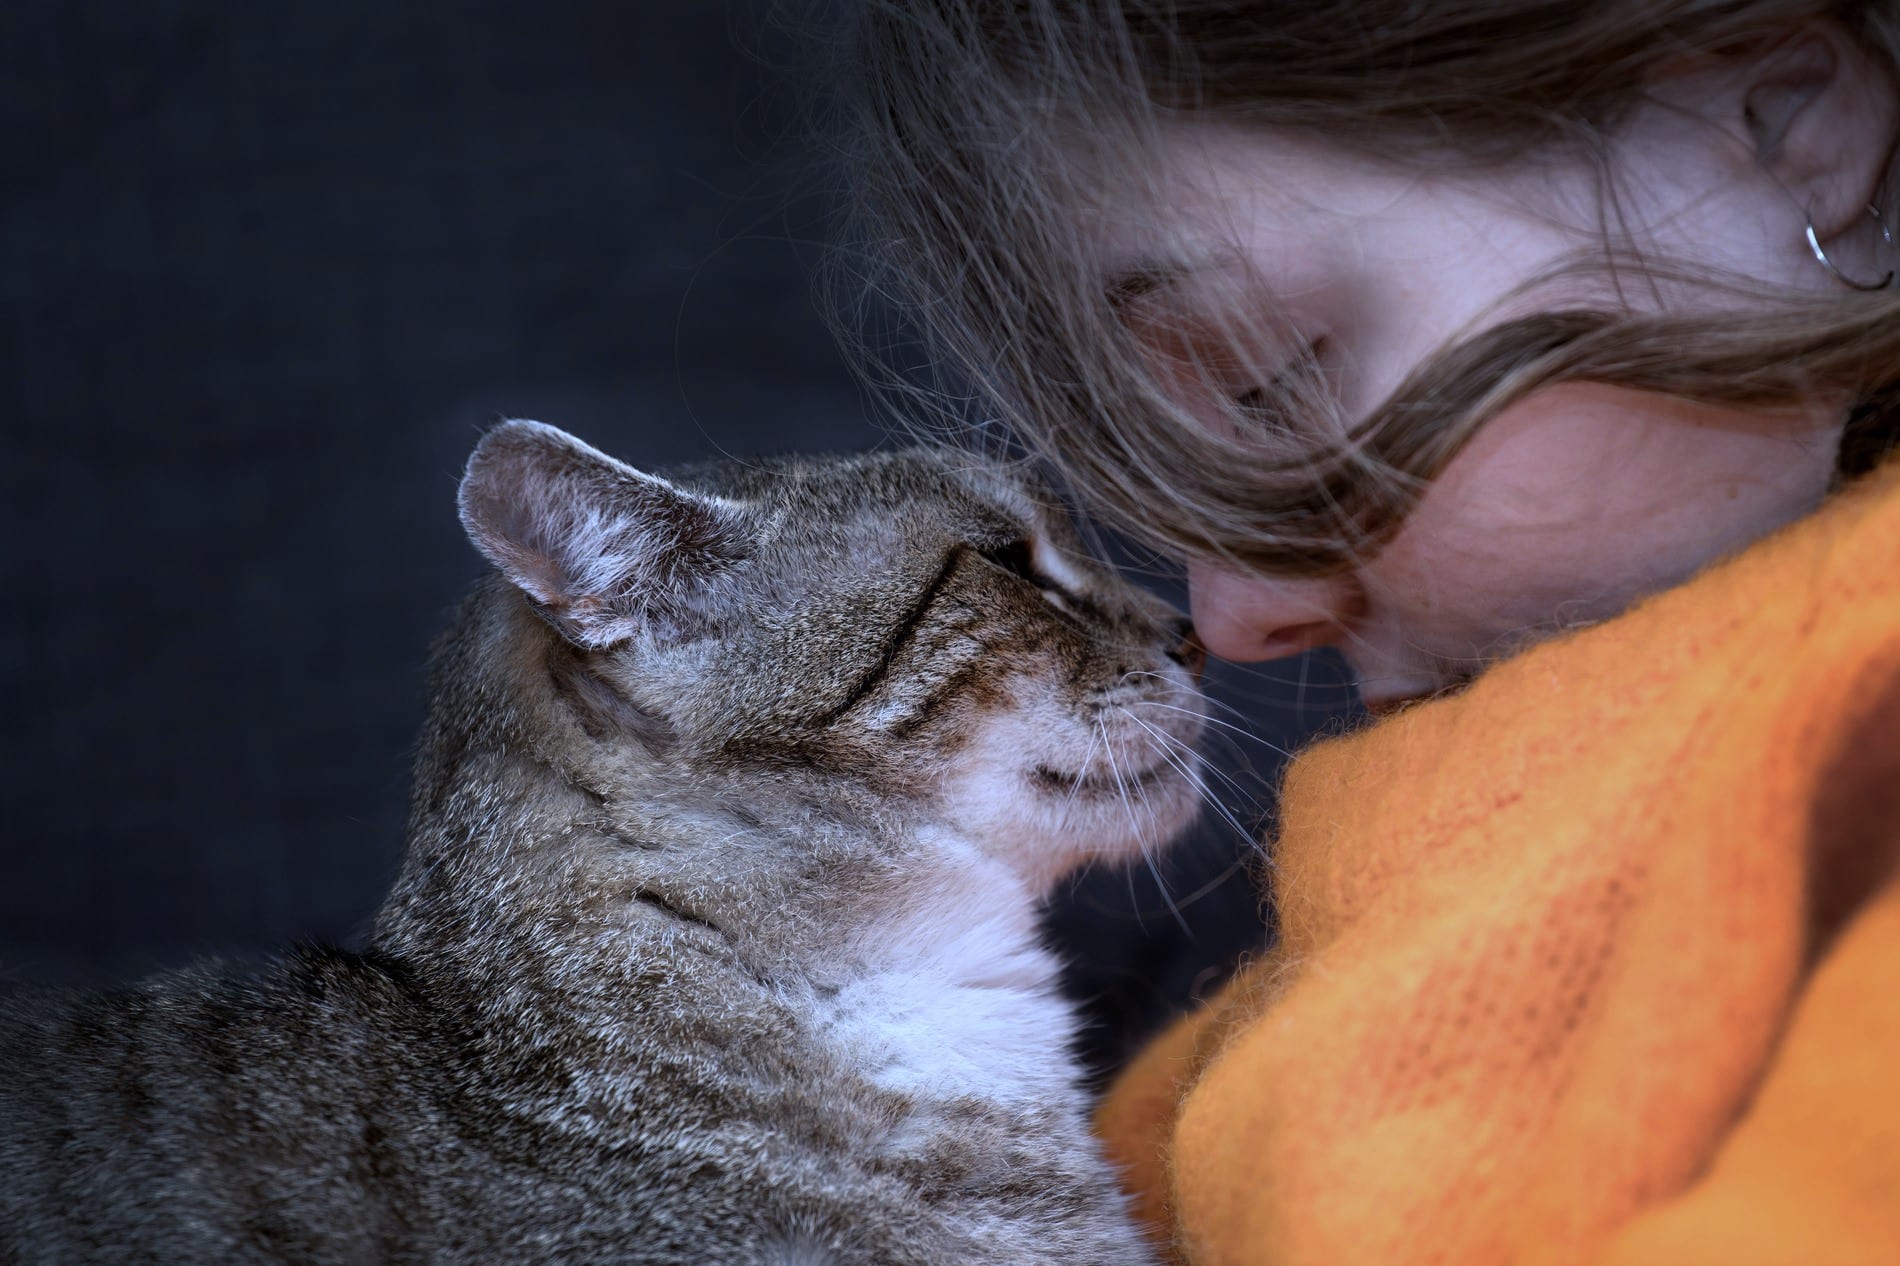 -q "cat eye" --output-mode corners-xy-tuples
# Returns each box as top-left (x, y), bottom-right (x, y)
(977, 538), (1077, 608)
(978, 538), (1040, 582)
